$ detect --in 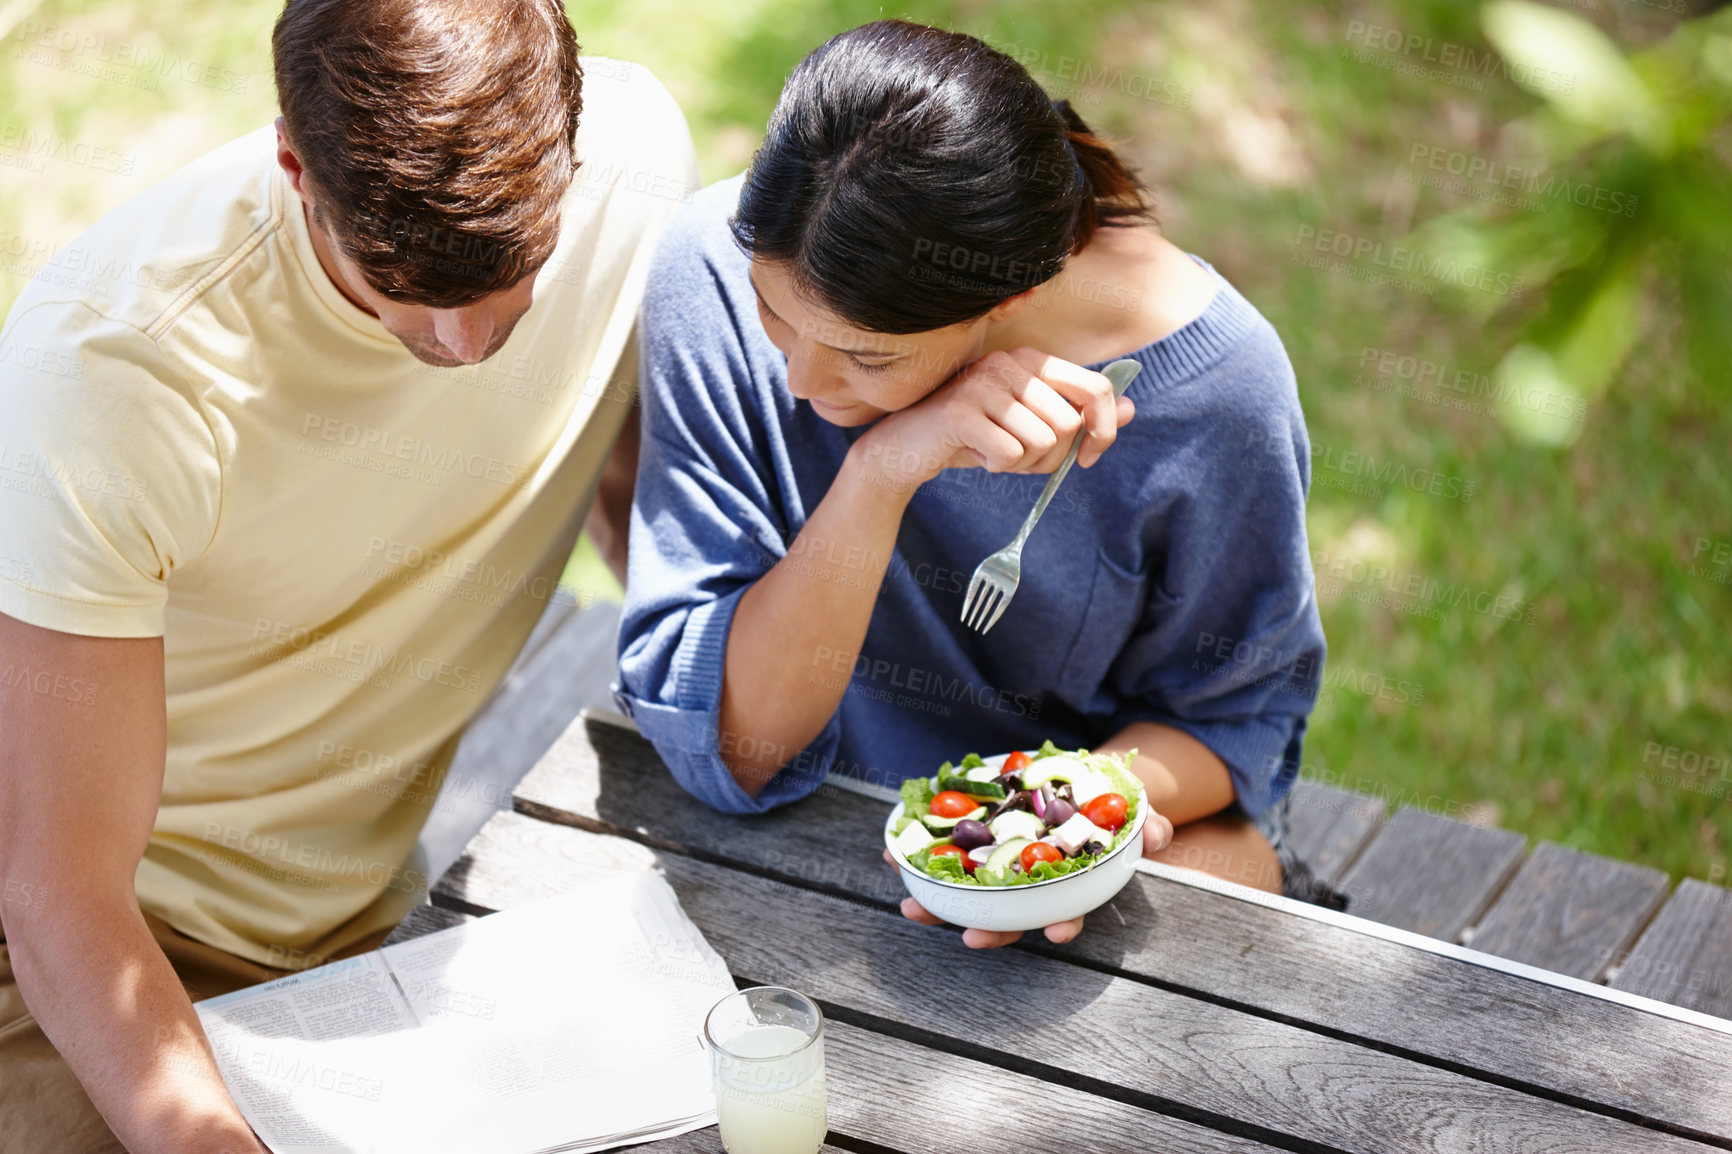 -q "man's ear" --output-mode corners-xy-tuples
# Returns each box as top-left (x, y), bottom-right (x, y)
(275, 117), (314, 206)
